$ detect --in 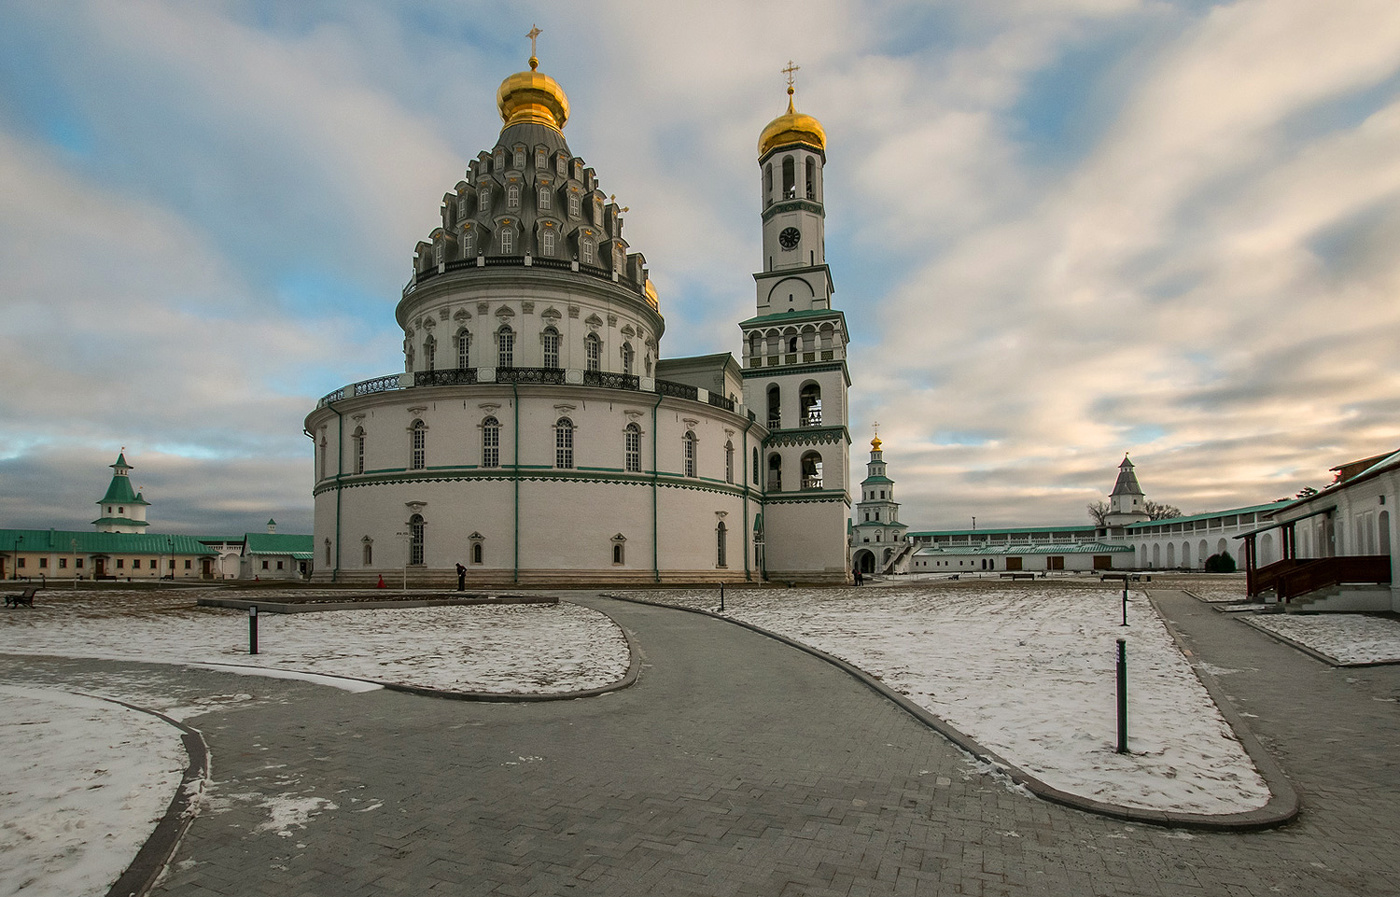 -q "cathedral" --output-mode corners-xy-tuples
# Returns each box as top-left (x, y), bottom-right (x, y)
(303, 43), (852, 586)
